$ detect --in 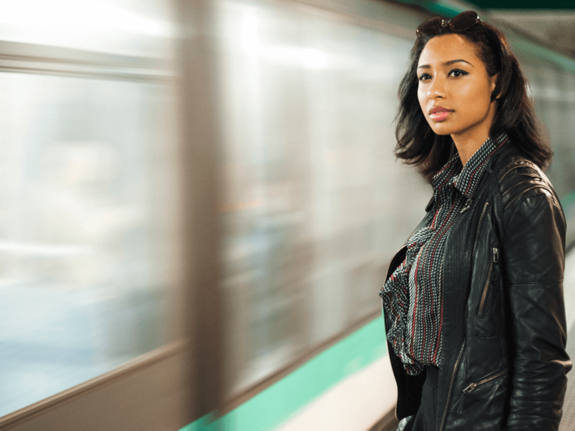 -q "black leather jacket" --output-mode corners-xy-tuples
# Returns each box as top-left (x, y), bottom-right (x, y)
(383, 144), (572, 430)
